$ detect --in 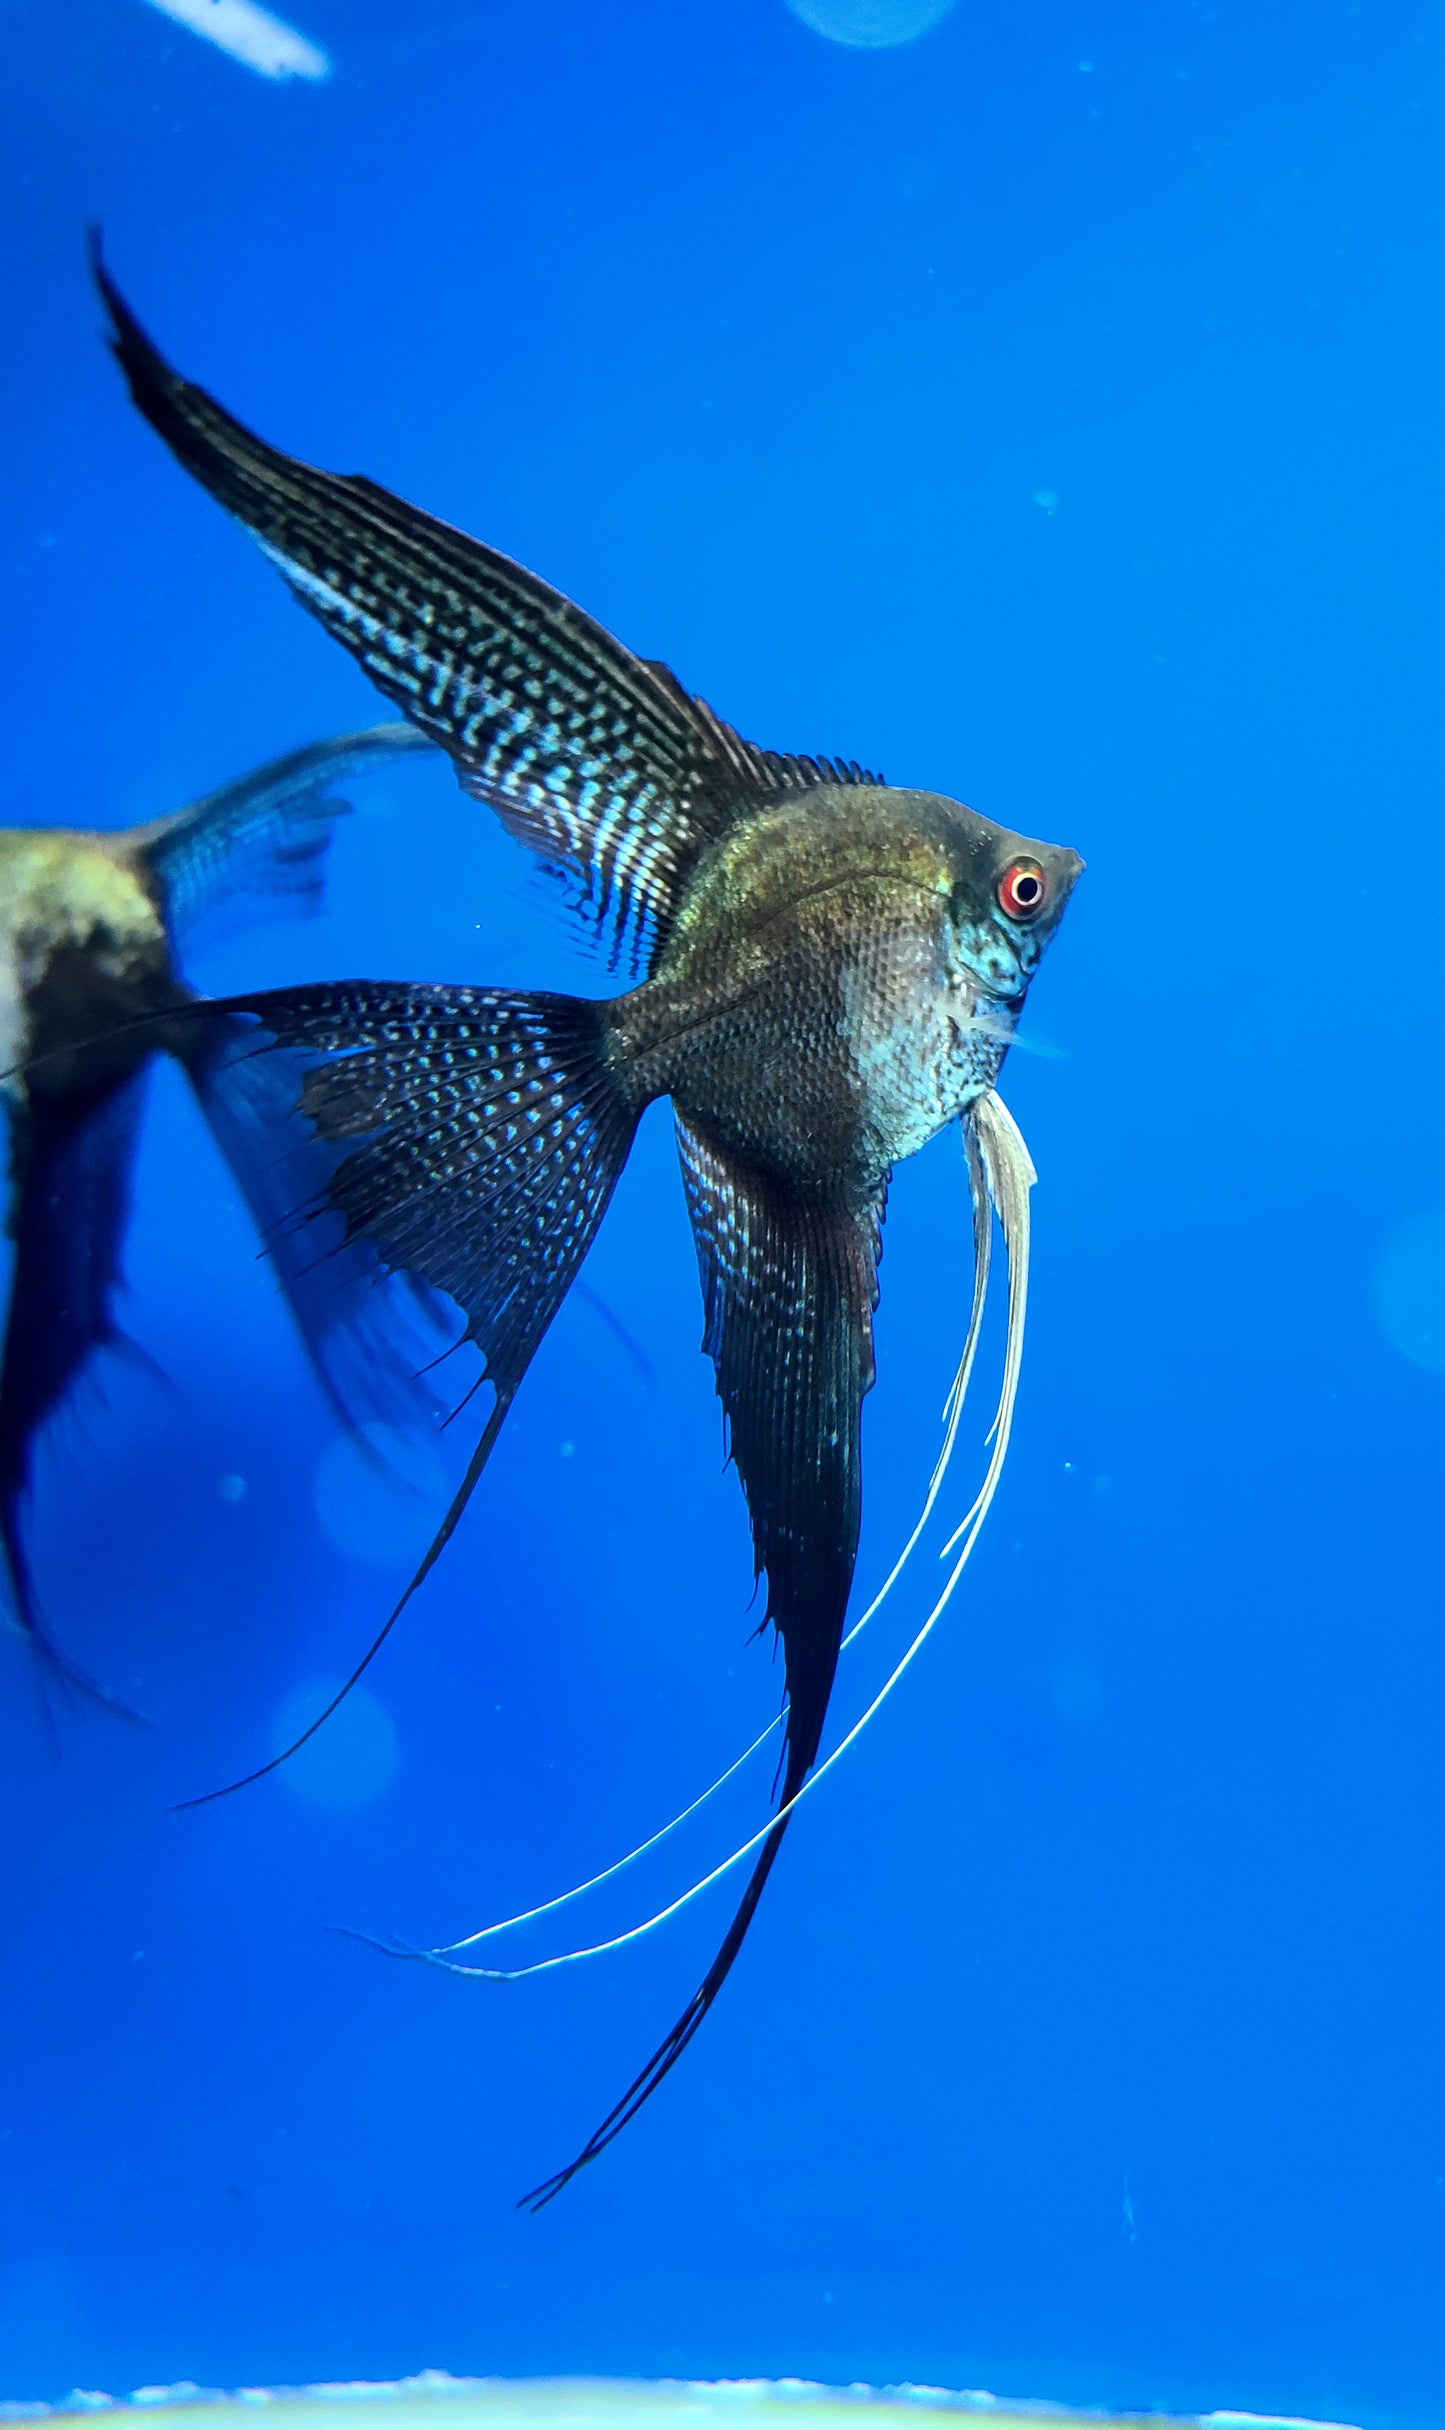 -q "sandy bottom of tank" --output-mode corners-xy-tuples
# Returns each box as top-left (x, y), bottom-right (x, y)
(0, 2370), (1361, 2430)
